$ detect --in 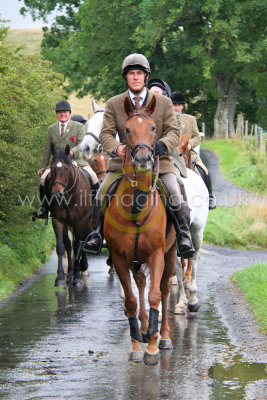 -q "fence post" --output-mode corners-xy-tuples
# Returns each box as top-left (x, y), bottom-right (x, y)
(245, 120), (248, 142)
(201, 122), (205, 140)
(258, 127), (263, 152)
(254, 124), (258, 148)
